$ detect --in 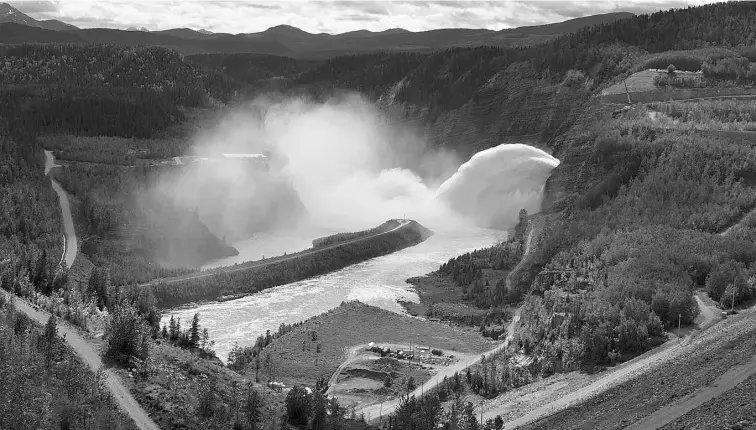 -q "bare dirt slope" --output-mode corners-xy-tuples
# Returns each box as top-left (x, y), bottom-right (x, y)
(357, 307), (521, 422)
(478, 289), (735, 426)
(662, 373), (756, 429)
(518, 305), (756, 430)
(627, 353), (756, 430)
(2, 292), (160, 430)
